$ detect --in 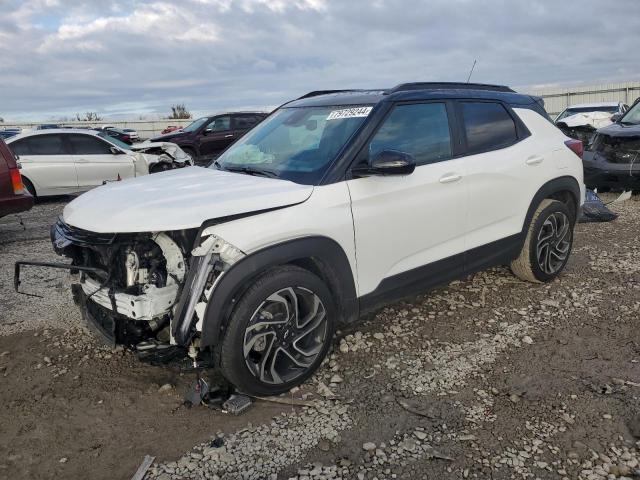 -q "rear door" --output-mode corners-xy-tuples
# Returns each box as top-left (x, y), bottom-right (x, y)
(198, 115), (233, 157)
(68, 134), (135, 190)
(9, 134), (78, 195)
(456, 100), (545, 268)
(347, 101), (468, 300)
